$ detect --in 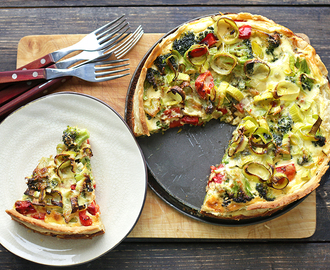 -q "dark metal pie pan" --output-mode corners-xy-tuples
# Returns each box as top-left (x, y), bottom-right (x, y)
(125, 15), (306, 226)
